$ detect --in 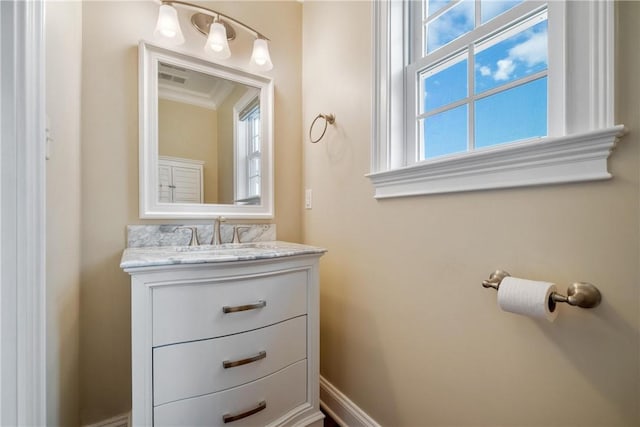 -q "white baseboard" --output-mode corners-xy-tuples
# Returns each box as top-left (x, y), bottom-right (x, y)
(84, 378), (378, 427)
(84, 412), (131, 427)
(319, 376), (381, 427)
